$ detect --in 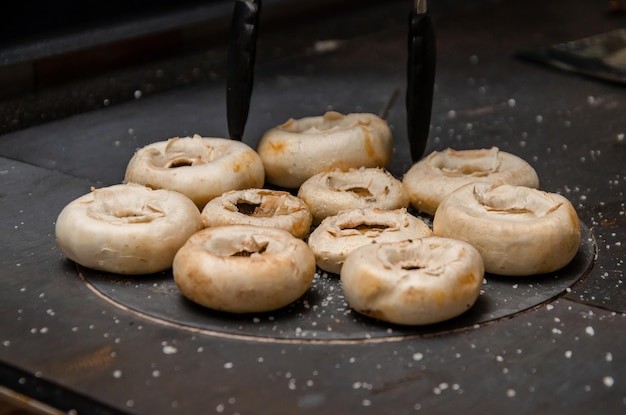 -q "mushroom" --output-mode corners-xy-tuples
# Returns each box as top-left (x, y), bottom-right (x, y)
(173, 225), (316, 313)
(257, 111), (393, 188)
(55, 183), (203, 274)
(307, 207), (432, 274)
(124, 135), (265, 209)
(340, 237), (484, 325)
(403, 147), (539, 215)
(201, 188), (312, 239)
(433, 182), (581, 276)
(298, 167), (409, 225)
